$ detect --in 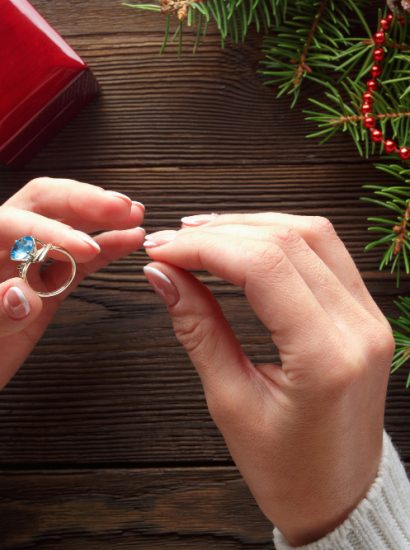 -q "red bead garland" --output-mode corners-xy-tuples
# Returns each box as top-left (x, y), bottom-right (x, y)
(373, 47), (384, 61)
(371, 128), (383, 142)
(364, 115), (376, 129)
(400, 146), (410, 160)
(361, 11), (409, 161)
